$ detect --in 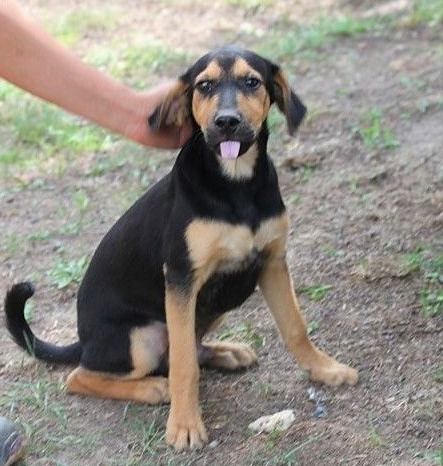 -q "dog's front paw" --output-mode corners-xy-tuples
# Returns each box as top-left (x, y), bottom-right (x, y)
(166, 412), (208, 450)
(309, 353), (358, 386)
